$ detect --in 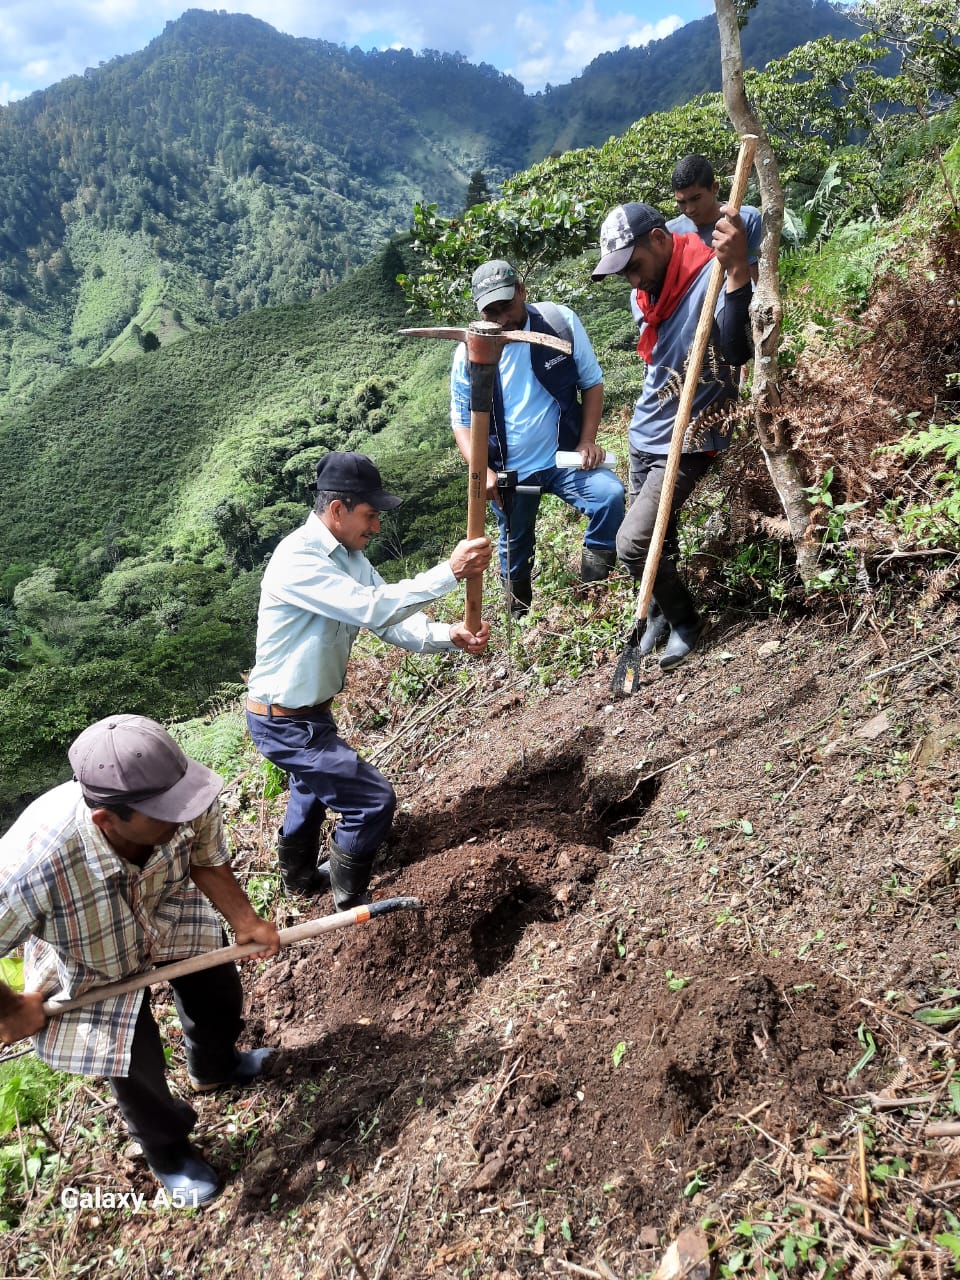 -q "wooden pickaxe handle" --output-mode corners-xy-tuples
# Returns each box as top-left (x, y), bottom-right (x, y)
(400, 321), (571, 633)
(632, 133), (758, 627)
(41, 896), (423, 1016)
(464, 328), (504, 634)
